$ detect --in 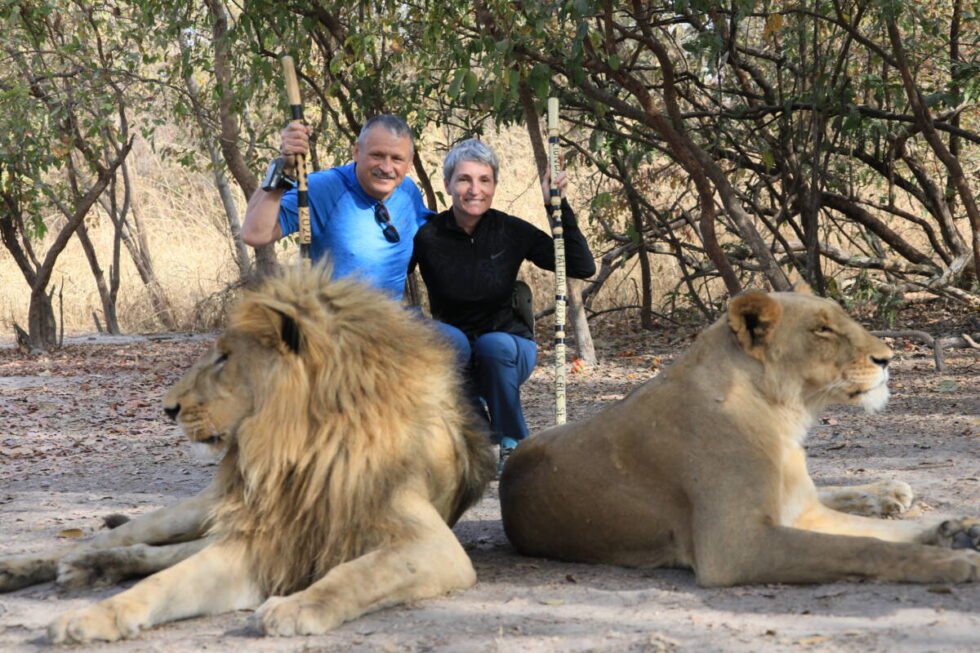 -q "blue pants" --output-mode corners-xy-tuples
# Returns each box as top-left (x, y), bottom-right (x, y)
(434, 322), (536, 448)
